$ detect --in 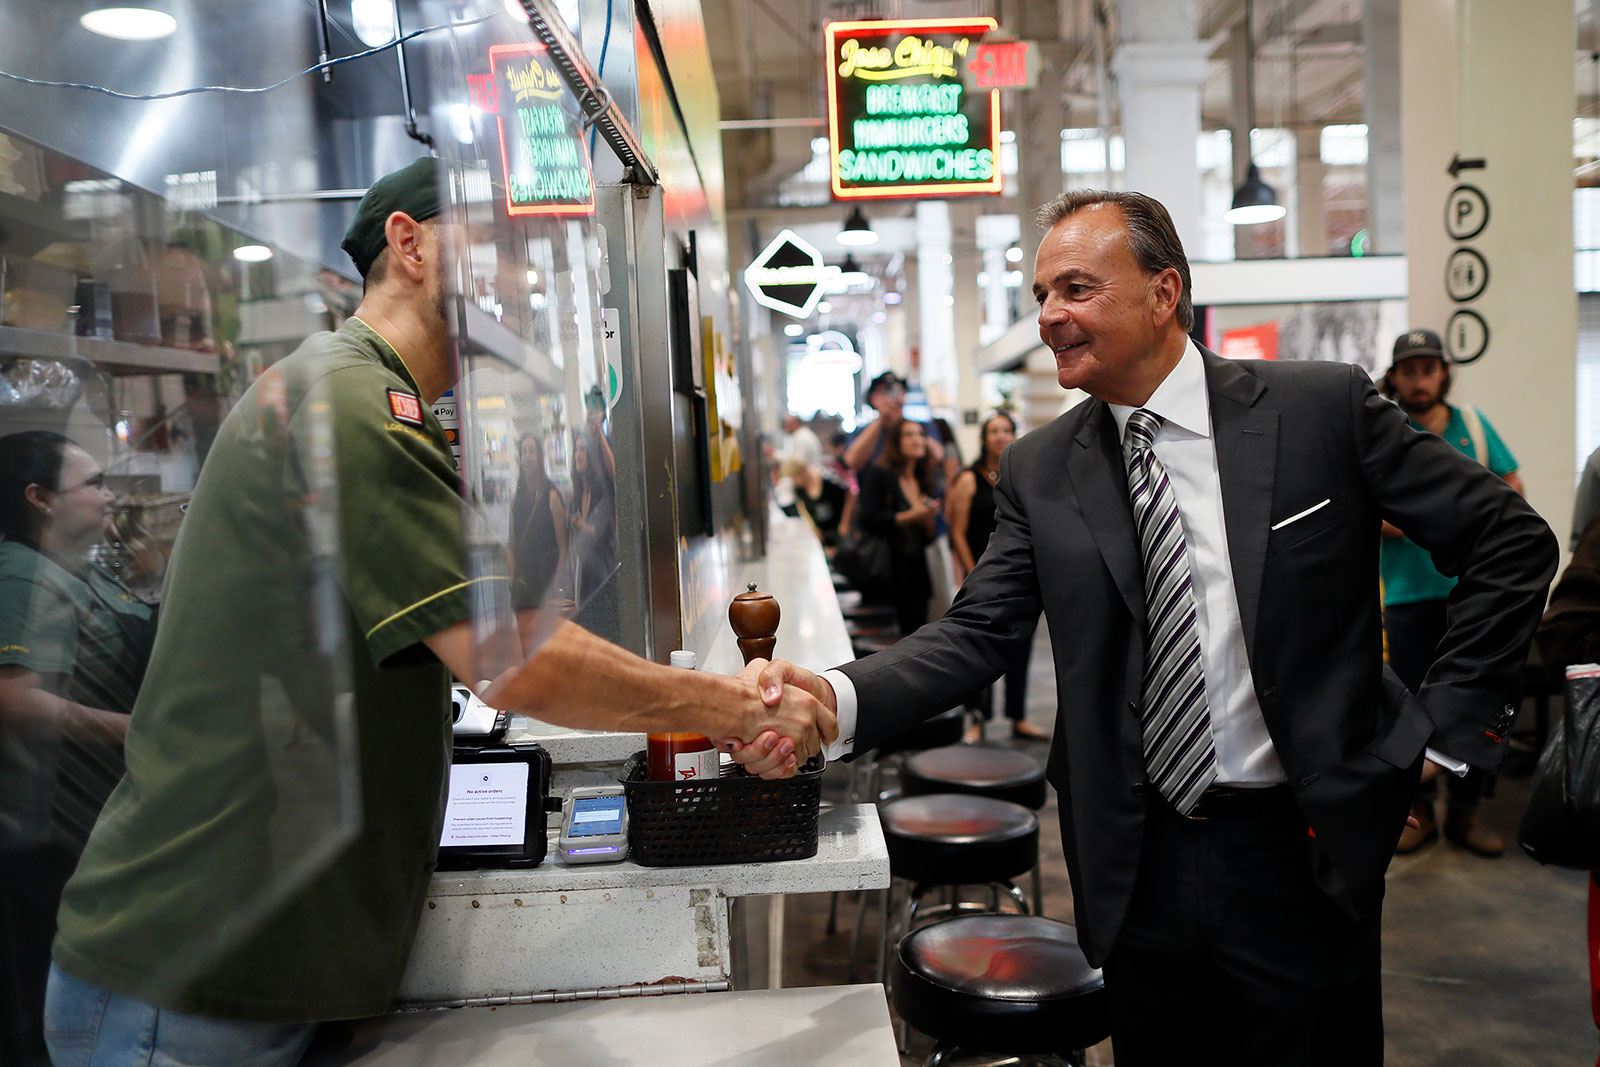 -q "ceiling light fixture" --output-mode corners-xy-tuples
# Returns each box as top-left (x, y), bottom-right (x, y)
(80, 7), (177, 40)
(1222, 0), (1286, 226)
(836, 206), (878, 247)
(233, 245), (274, 263)
(837, 254), (871, 288)
(784, 323), (804, 337)
(350, 0), (397, 47)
